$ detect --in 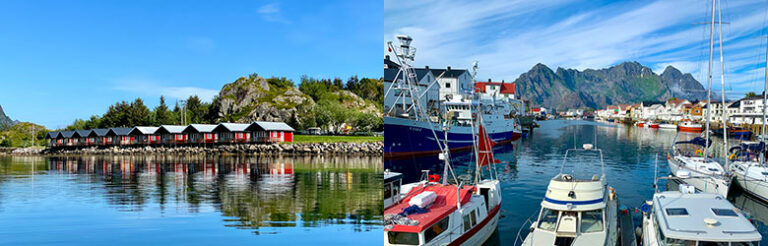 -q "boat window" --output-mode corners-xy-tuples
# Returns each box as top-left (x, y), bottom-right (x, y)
(762, 172), (768, 176)
(580, 209), (603, 233)
(463, 212), (472, 231)
(696, 242), (729, 246)
(387, 231), (419, 245)
(730, 241), (760, 246)
(424, 216), (449, 243)
(707, 168), (719, 172)
(537, 208), (558, 231)
(665, 238), (695, 246)
(711, 208), (738, 217)
(665, 208), (689, 216)
(470, 209), (478, 227)
(384, 183), (393, 199)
